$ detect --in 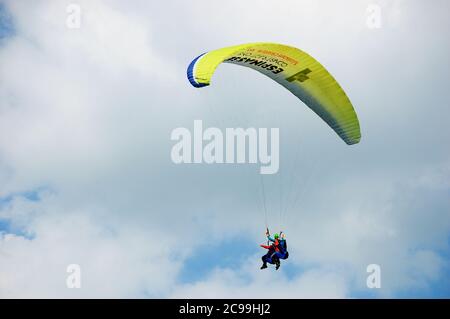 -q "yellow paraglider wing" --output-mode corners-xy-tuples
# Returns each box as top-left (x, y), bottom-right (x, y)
(187, 42), (361, 145)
